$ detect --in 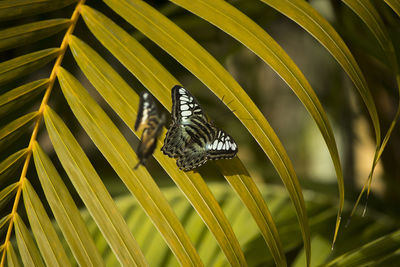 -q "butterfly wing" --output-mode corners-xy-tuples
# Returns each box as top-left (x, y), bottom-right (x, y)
(175, 128), (237, 171)
(135, 129), (157, 168)
(176, 143), (208, 171)
(164, 85), (238, 171)
(135, 92), (159, 133)
(163, 85), (207, 157)
(207, 129), (238, 160)
(134, 92), (165, 169)
(171, 85), (207, 123)
(161, 122), (189, 157)
(162, 115), (216, 157)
